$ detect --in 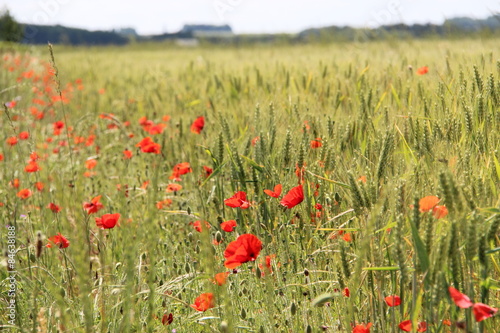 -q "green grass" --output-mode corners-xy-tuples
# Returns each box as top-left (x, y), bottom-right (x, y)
(1, 38), (499, 332)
